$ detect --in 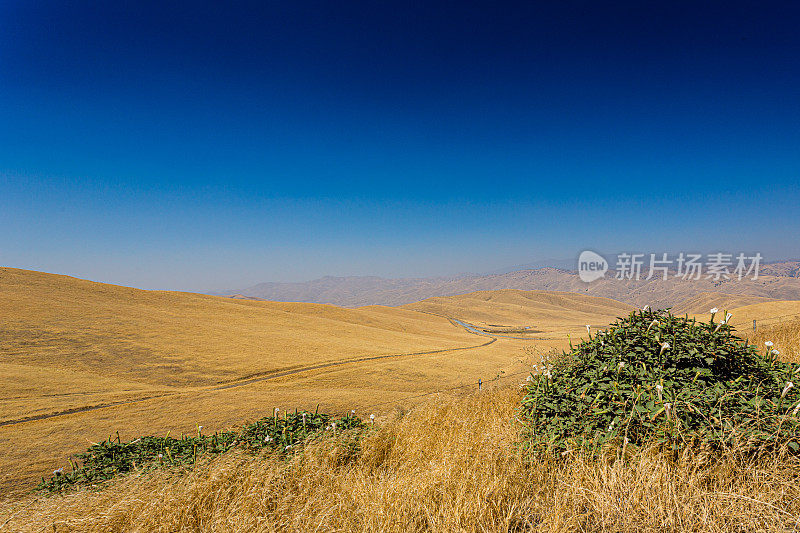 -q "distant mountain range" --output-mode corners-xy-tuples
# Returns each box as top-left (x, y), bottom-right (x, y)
(223, 261), (800, 309)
